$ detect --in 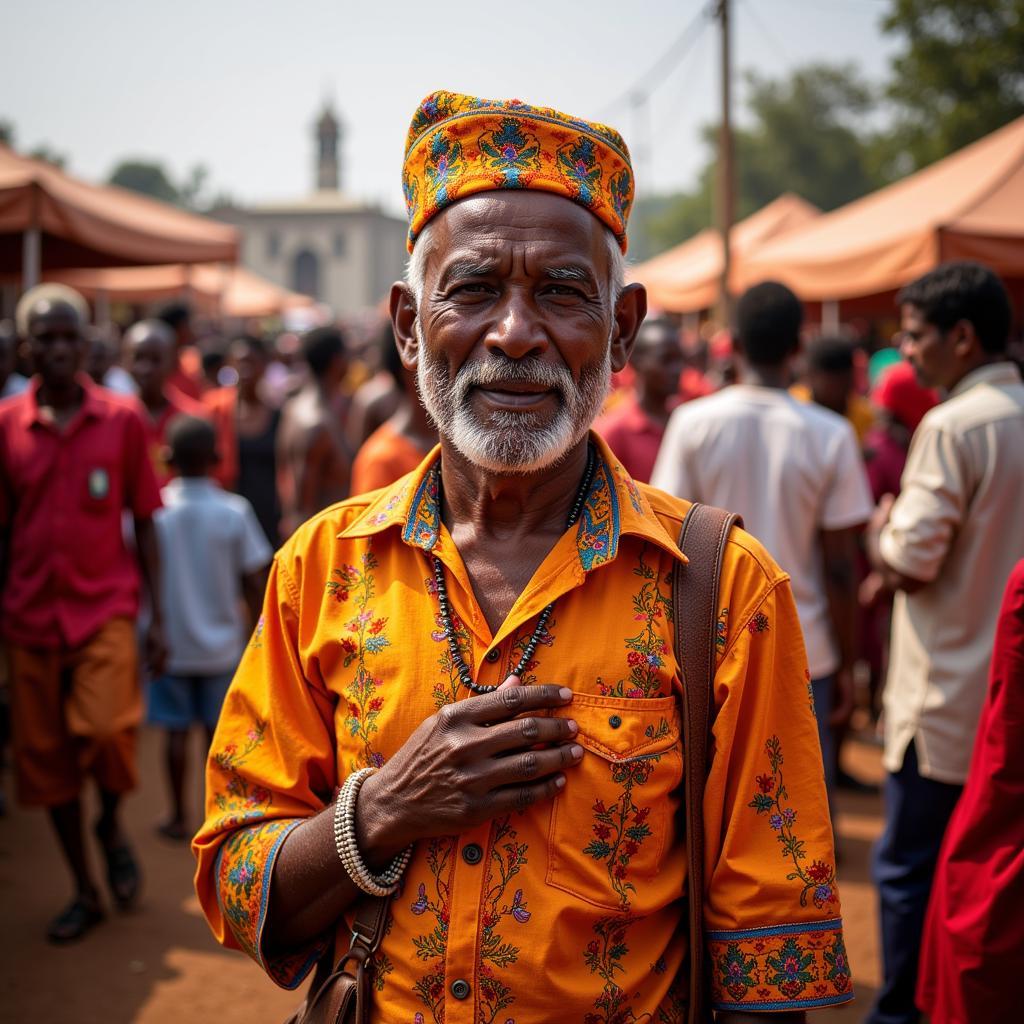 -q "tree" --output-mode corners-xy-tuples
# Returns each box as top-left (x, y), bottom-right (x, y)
(107, 159), (181, 204)
(881, 0), (1024, 172)
(642, 64), (881, 254)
